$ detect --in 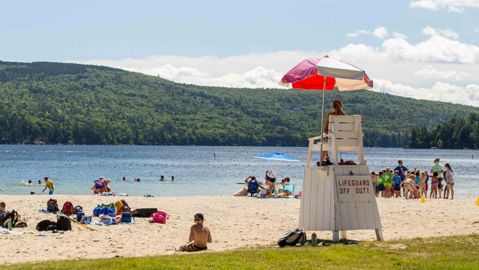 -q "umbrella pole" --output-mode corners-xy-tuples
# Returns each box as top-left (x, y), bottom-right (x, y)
(319, 76), (327, 167)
